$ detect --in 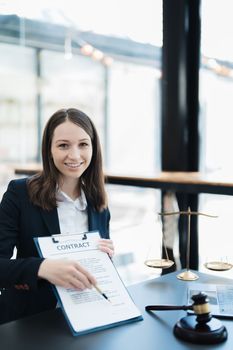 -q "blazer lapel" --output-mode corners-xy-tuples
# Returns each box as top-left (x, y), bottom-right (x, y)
(39, 207), (60, 236)
(87, 205), (98, 232)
